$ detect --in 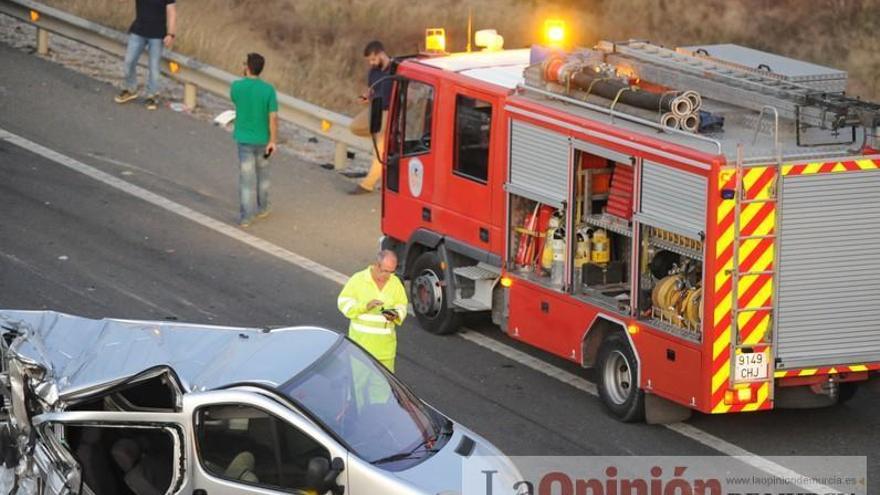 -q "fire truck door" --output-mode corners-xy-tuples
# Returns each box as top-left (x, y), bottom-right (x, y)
(384, 79), (436, 228)
(388, 80), (434, 199)
(439, 91), (496, 247)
